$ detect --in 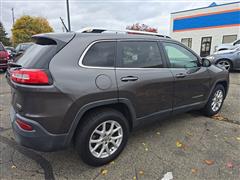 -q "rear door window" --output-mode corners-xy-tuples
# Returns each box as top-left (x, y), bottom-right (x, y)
(82, 41), (116, 67)
(117, 41), (164, 68)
